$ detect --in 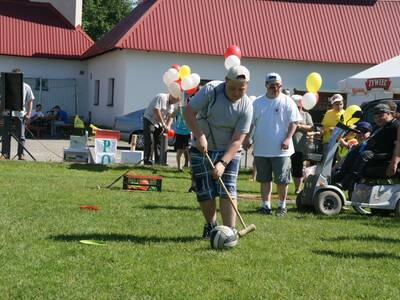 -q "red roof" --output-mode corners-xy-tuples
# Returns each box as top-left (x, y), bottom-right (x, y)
(84, 0), (400, 64)
(0, 0), (93, 59)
